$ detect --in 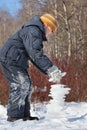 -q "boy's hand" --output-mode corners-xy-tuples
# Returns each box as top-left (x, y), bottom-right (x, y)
(47, 65), (66, 83)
